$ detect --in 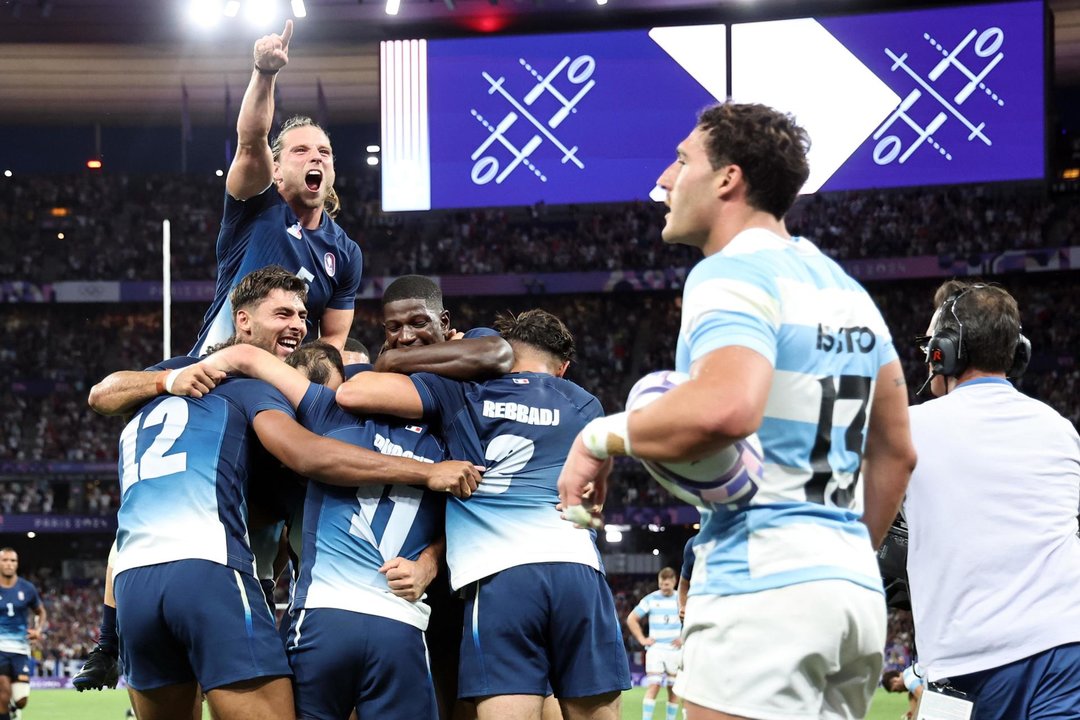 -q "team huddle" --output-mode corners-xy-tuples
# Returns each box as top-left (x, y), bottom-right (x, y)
(61, 16), (1080, 720)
